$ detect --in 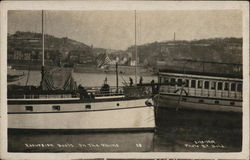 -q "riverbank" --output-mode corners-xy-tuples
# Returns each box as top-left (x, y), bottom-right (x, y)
(10, 63), (155, 76)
